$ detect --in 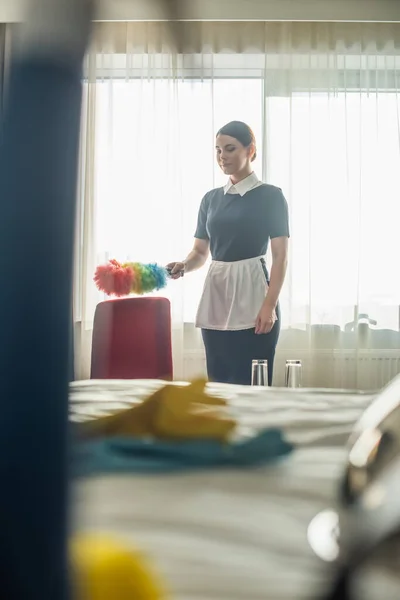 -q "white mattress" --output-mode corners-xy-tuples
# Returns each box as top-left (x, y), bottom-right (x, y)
(70, 380), (375, 599)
